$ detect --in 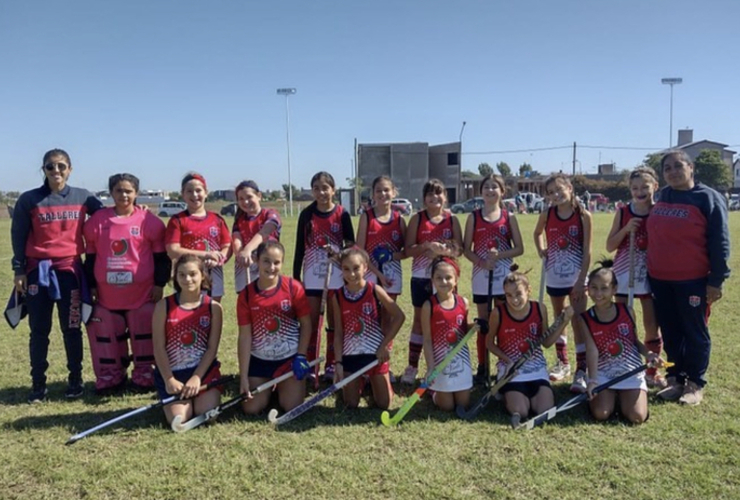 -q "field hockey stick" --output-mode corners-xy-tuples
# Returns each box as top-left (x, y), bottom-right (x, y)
(538, 256), (546, 303)
(65, 375), (234, 444)
(627, 229), (636, 309)
(457, 308), (571, 420)
(267, 359), (379, 426)
(516, 361), (675, 430)
(172, 357), (324, 433)
(380, 324), (479, 427)
(484, 266), (494, 389)
(313, 251), (333, 390)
